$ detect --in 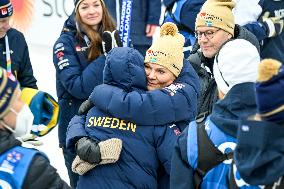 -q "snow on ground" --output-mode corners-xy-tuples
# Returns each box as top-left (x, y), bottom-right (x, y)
(29, 44), (70, 184)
